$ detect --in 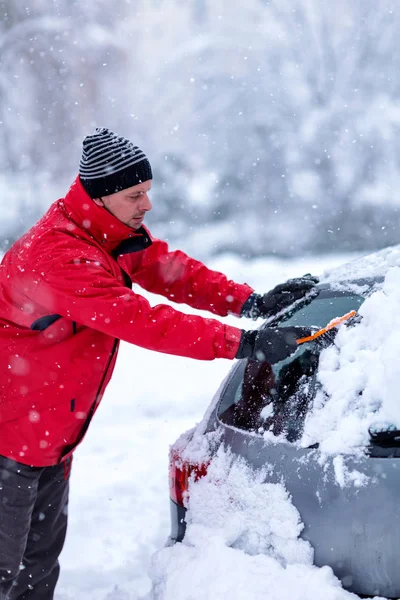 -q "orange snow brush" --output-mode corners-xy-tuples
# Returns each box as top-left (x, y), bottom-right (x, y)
(296, 310), (358, 345)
